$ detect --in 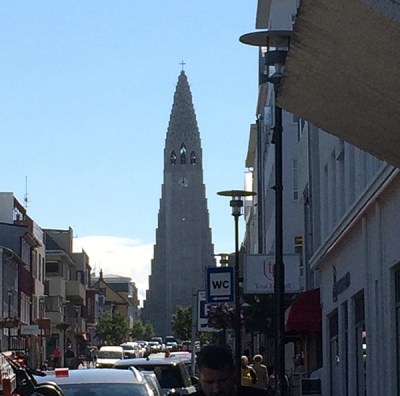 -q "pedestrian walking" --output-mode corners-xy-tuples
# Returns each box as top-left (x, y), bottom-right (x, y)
(241, 356), (257, 387)
(64, 347), (75, 369)
(193, 344), (267, 396)
(251, 355), (268, 390)
(53, 347), (61, 368)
